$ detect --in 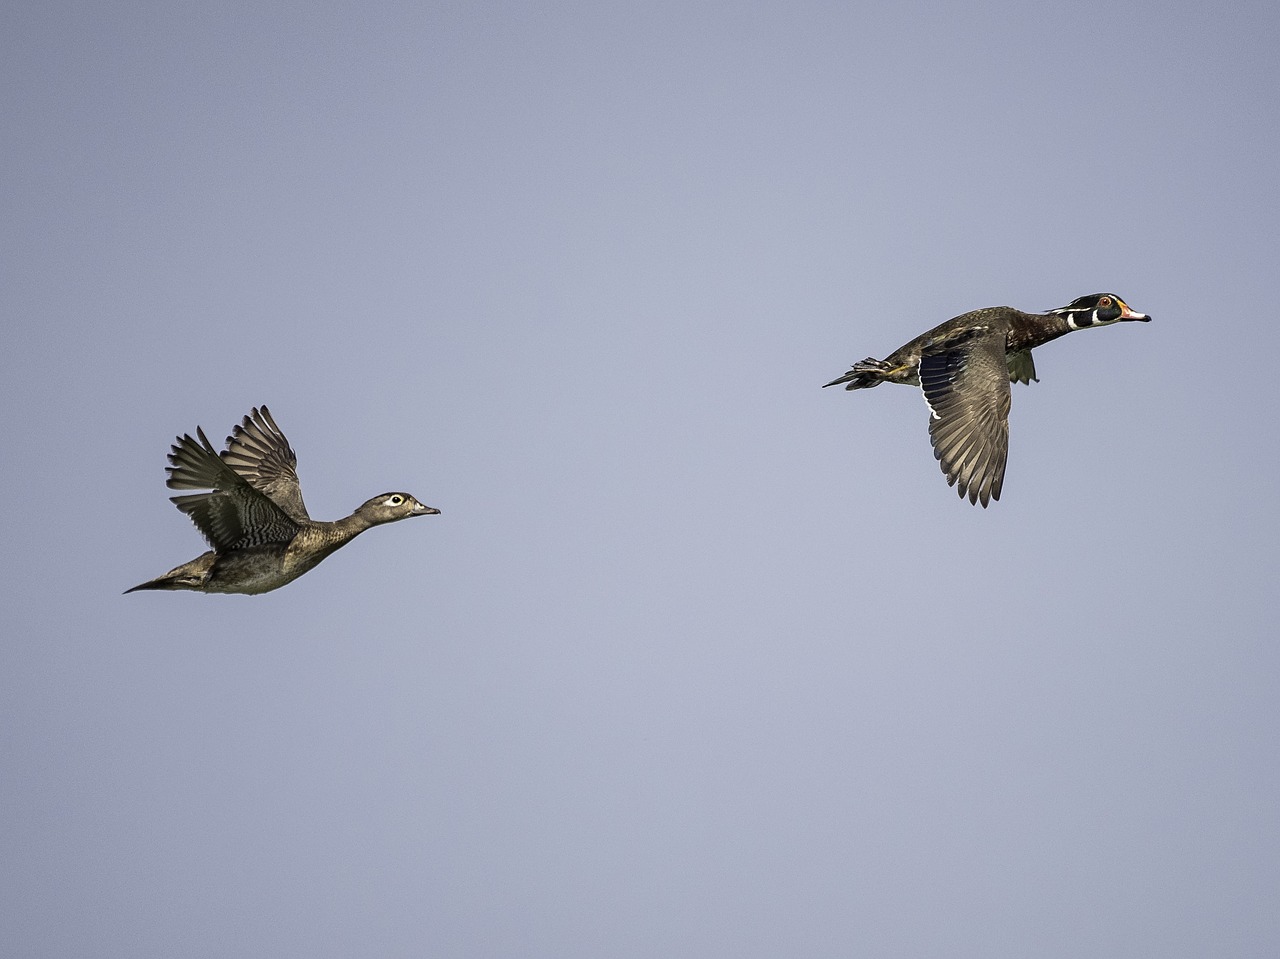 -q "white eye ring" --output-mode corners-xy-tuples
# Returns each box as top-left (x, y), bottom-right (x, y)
(387, 495), (404, 506)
